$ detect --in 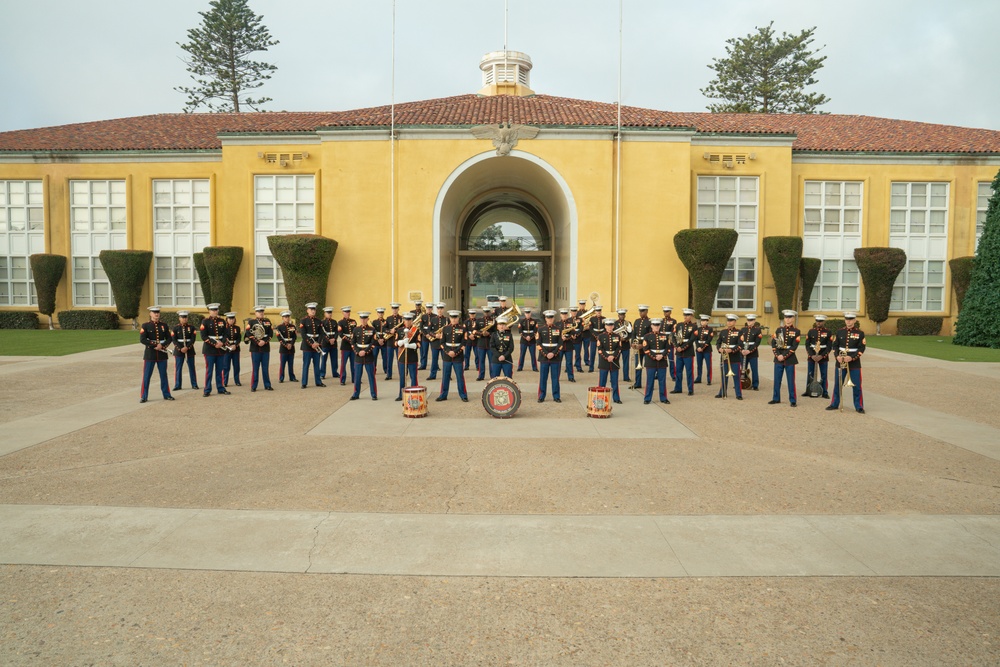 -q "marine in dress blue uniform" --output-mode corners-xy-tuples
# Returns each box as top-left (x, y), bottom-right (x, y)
(474, 309), (494, 380)
(244, 305), (274, 392)
(349, 312), (378, 400)
(171, 311), (198, 390)
(631, 306), (652, 388)
(672, 309), (697, 395)
(298, 302), (326, 388)
(463, 309), (478, 371)
(560, 309), (578, 382)
(693, 314), (714, 385)
(425, 303), (445, 380)
(382, 303), (405, 380)
(222, 312), (242, 387)
(596, 318), (623, 404)
(615, 309), (632, 382)
(584, 306), (603, 372)
(338, 307), (357, 386)
(413, 301), (430, 370)
(662, 307), (678, 381)
(573, 300), (587, 372)
(739, 314), (763, 390)
(139, 306), (175, 403)
(516, 307), (538, 372)
(488, 317), (515, 379)
(769, 310), (801, 407)
(827, 312), (866, 413)
(714, 314), (743, 400)
(199, 303), (229, 396)
(319, 307), (340, 380)
(803, 314), (832, 399)
(536, 310), (563, 402)
(371, 307), (389, 378)
(642, 319), (671, 404)
(395, 313), (421, 400)
(275, 310), (297, 383)
(435, 310), (469, 402)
